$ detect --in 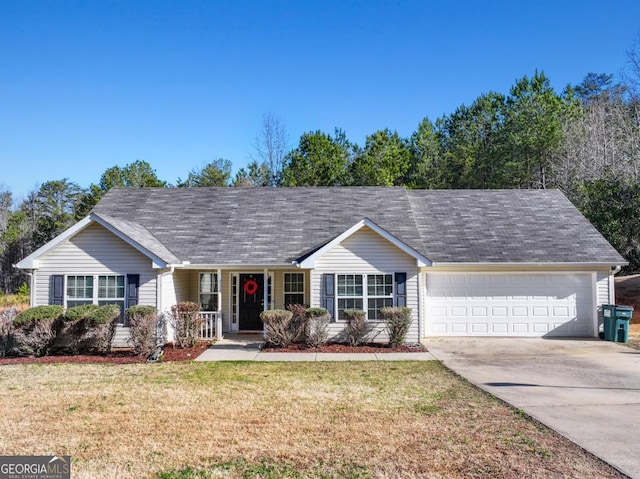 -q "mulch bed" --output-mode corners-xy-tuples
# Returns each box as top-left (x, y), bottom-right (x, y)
(262, 342), (426, 353)
(0, 341), (212, 366)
